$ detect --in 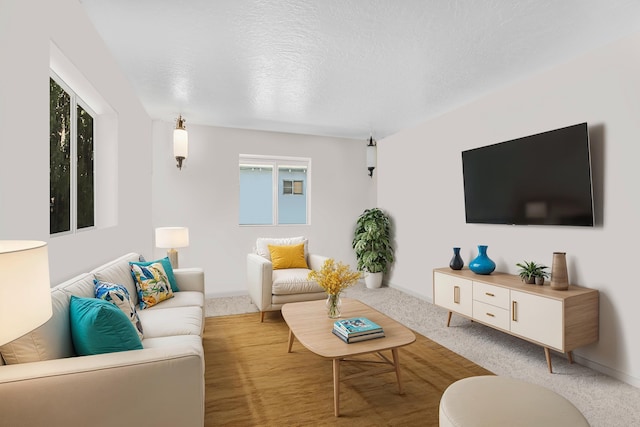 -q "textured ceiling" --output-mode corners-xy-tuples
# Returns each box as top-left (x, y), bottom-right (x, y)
(80, 0), (640, 139)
